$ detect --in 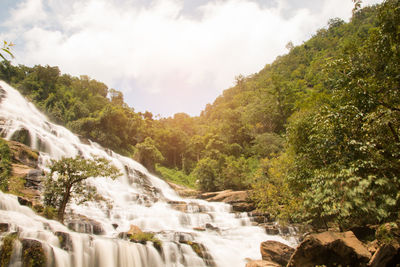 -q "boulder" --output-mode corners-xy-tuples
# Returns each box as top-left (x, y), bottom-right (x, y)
(168, 200), (188, 212)
(0, 223), (10, 232)
(263, 225), (280, 235)
(261, 241), (295, 266)
(231, 202), (255, 212)
(368, 244), (400, 267)
(128, 225), (143, 235)
(205, 223), (219, 231)
(67, 216), (105, 235)
(25, 169), (43, 190)
(55, 231), (73, 251)
(200, 190), (249, 203)
(166, 181), (199, 197)
(118, 225), (143, 239)
(180, 240), (215, 267)
(288, 231), (371, 267)
(8, 140), (38, 168)
(245, 260), (281, 267)
(17, 196), (32, 207)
